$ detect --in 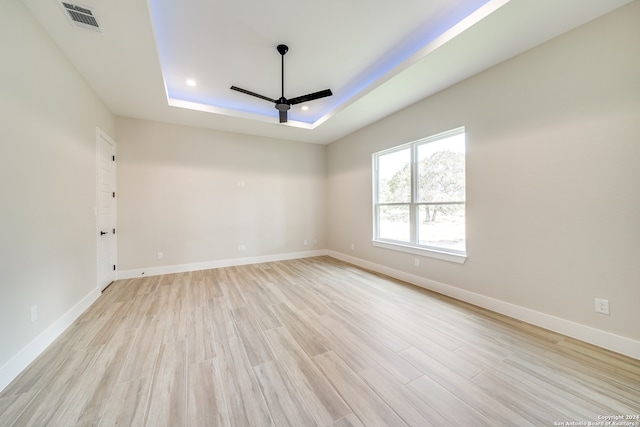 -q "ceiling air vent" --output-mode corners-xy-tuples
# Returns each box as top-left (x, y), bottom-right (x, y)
(60, 2), (101, 32)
